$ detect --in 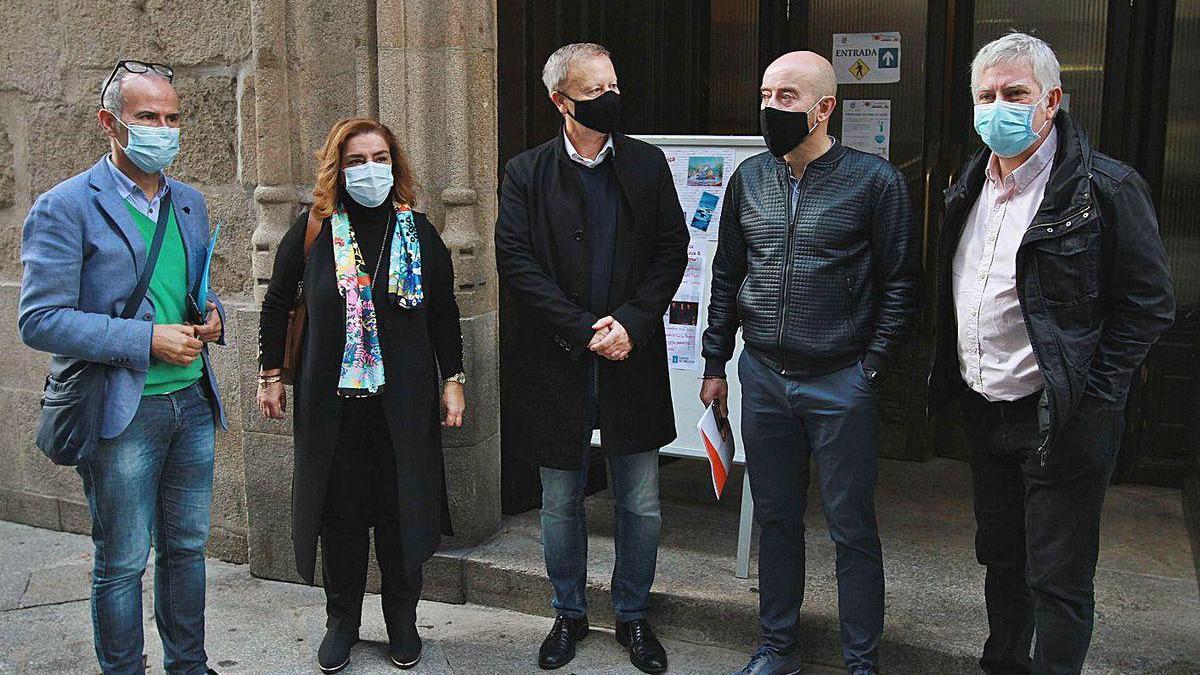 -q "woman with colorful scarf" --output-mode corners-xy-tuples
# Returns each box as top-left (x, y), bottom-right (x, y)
(256, 118), (465, 673)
